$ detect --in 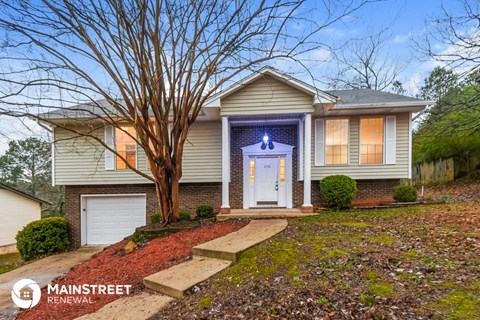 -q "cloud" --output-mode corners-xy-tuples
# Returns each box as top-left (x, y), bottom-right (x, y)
(392, 32), (412, 44)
